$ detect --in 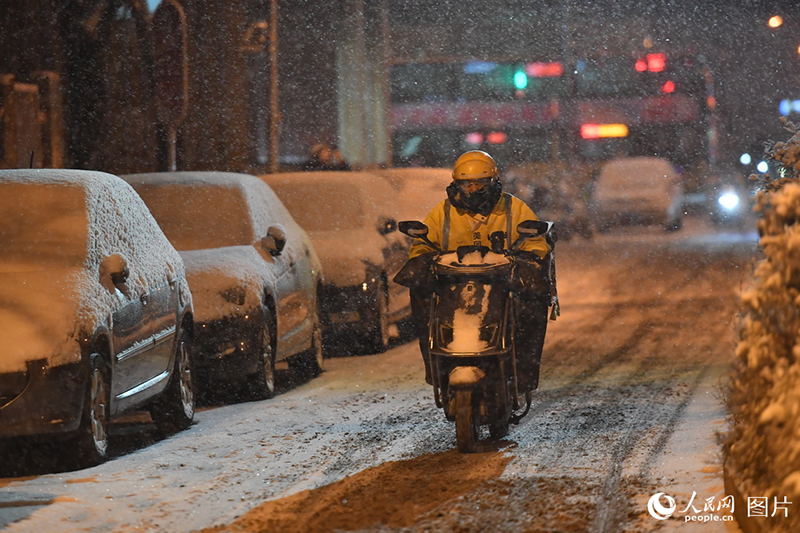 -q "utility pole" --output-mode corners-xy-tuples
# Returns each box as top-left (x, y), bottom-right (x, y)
(268, 0), (279, 172)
